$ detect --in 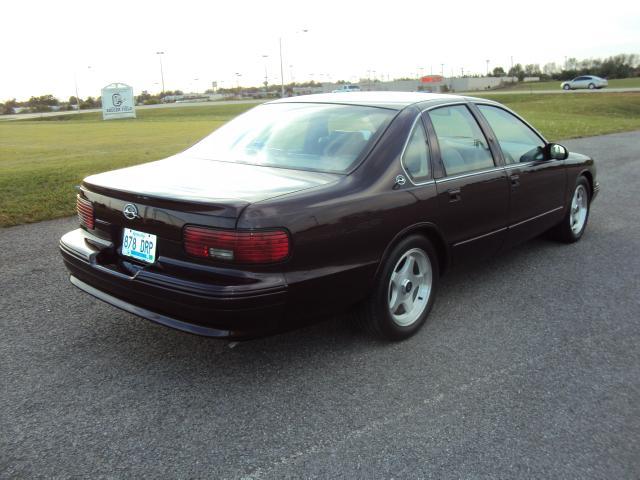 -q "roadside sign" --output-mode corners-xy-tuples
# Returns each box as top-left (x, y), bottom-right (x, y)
(101, 83), (136, 120)
(420, 75), (445, 83)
